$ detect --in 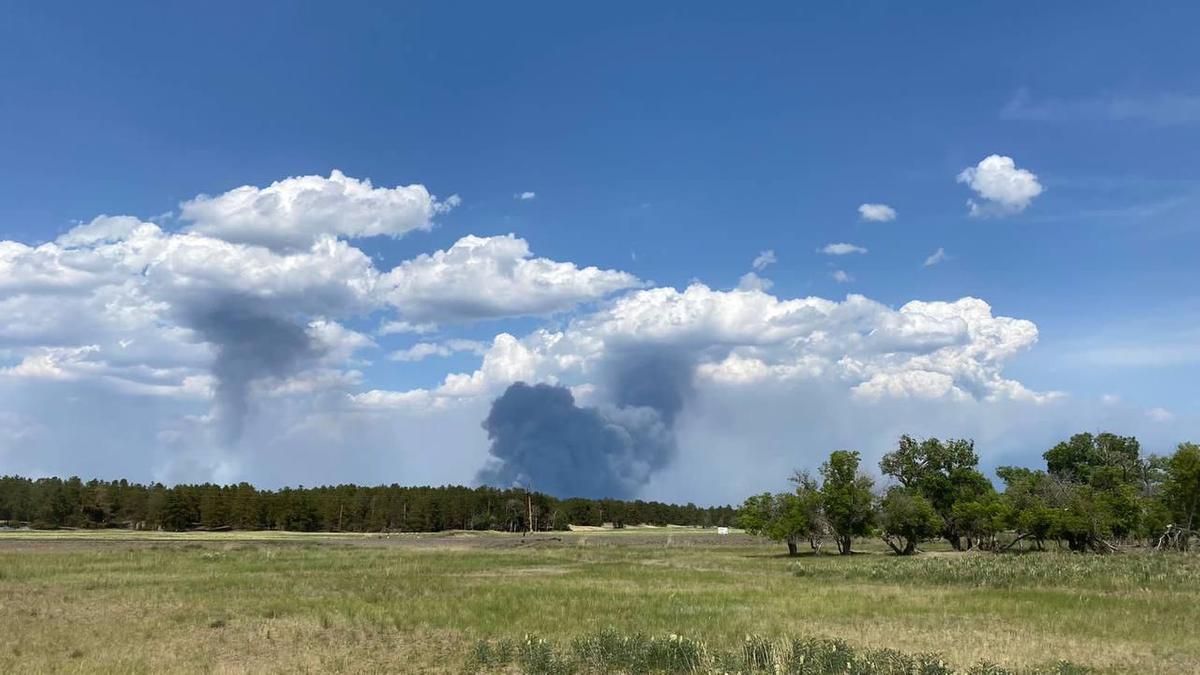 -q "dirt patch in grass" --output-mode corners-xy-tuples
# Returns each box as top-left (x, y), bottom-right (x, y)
(462, 565), (575, 578)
